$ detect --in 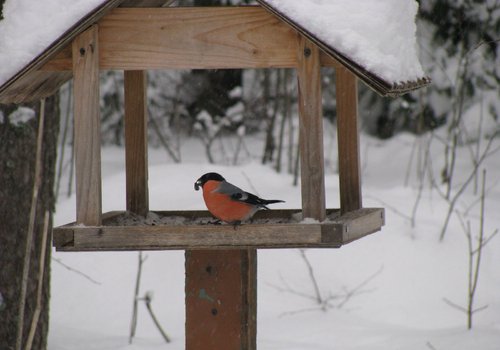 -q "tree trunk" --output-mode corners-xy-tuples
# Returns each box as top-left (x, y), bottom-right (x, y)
(0, 95), (60, 350)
